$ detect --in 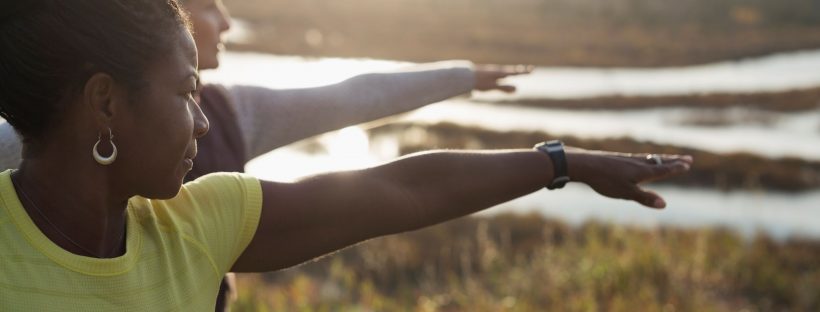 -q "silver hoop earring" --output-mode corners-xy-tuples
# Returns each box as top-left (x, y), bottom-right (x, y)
(92, 128), (117, 165)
